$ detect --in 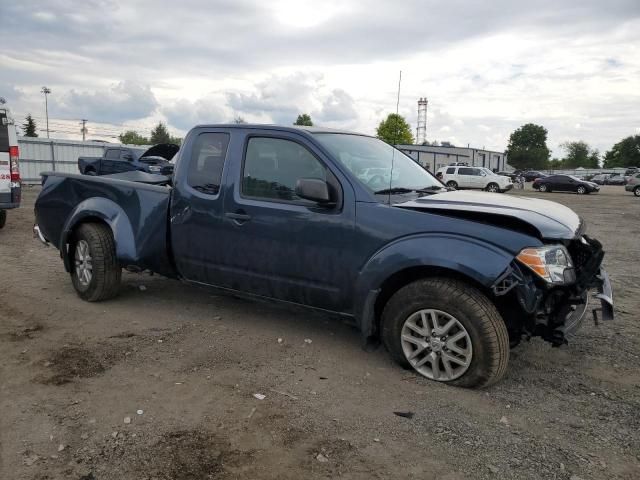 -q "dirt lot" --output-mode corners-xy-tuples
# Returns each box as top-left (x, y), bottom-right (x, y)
(1, 185), (638, 480)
